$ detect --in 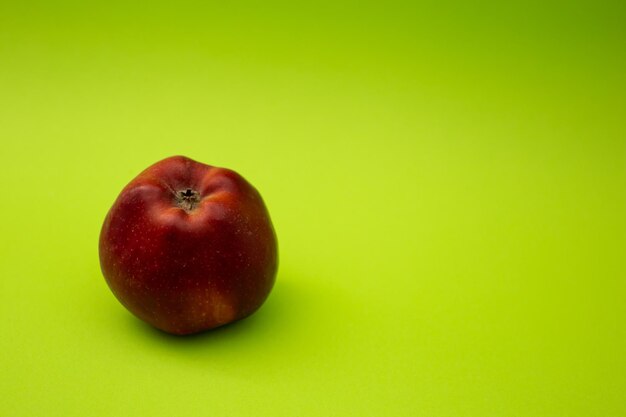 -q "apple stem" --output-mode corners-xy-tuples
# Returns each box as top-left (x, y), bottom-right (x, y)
(175, 188), (200, 212)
